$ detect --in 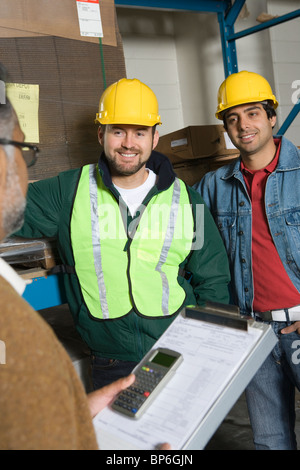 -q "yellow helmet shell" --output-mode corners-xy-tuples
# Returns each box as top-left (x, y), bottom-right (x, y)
(95, 78), (162, 126)
(215, 71), (278, 120)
